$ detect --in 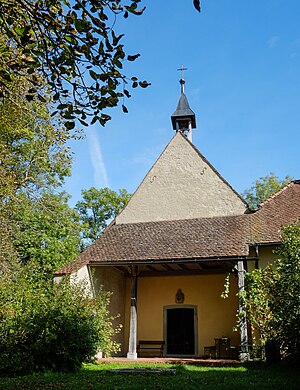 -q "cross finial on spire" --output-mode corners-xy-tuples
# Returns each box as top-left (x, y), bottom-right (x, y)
(177, 65), (187, 93)
(177, 65), (187, 79)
